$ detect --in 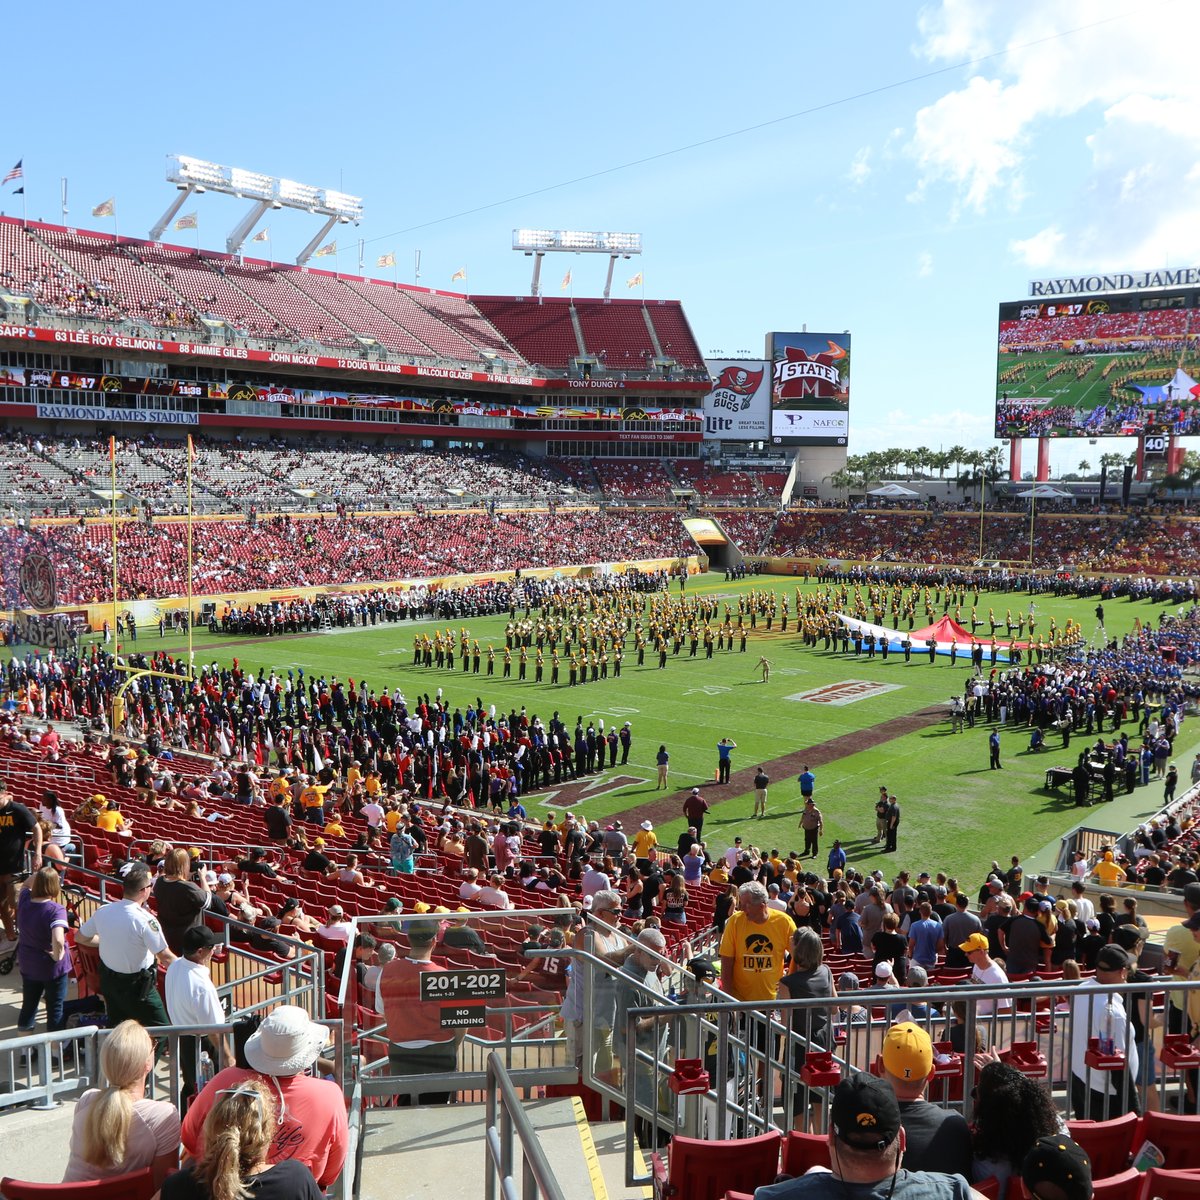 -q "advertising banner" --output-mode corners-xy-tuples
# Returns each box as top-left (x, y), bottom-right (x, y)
(766, 331), (851, 444)
(0, 323), (704, 393)
(702, 360), (770, 440)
